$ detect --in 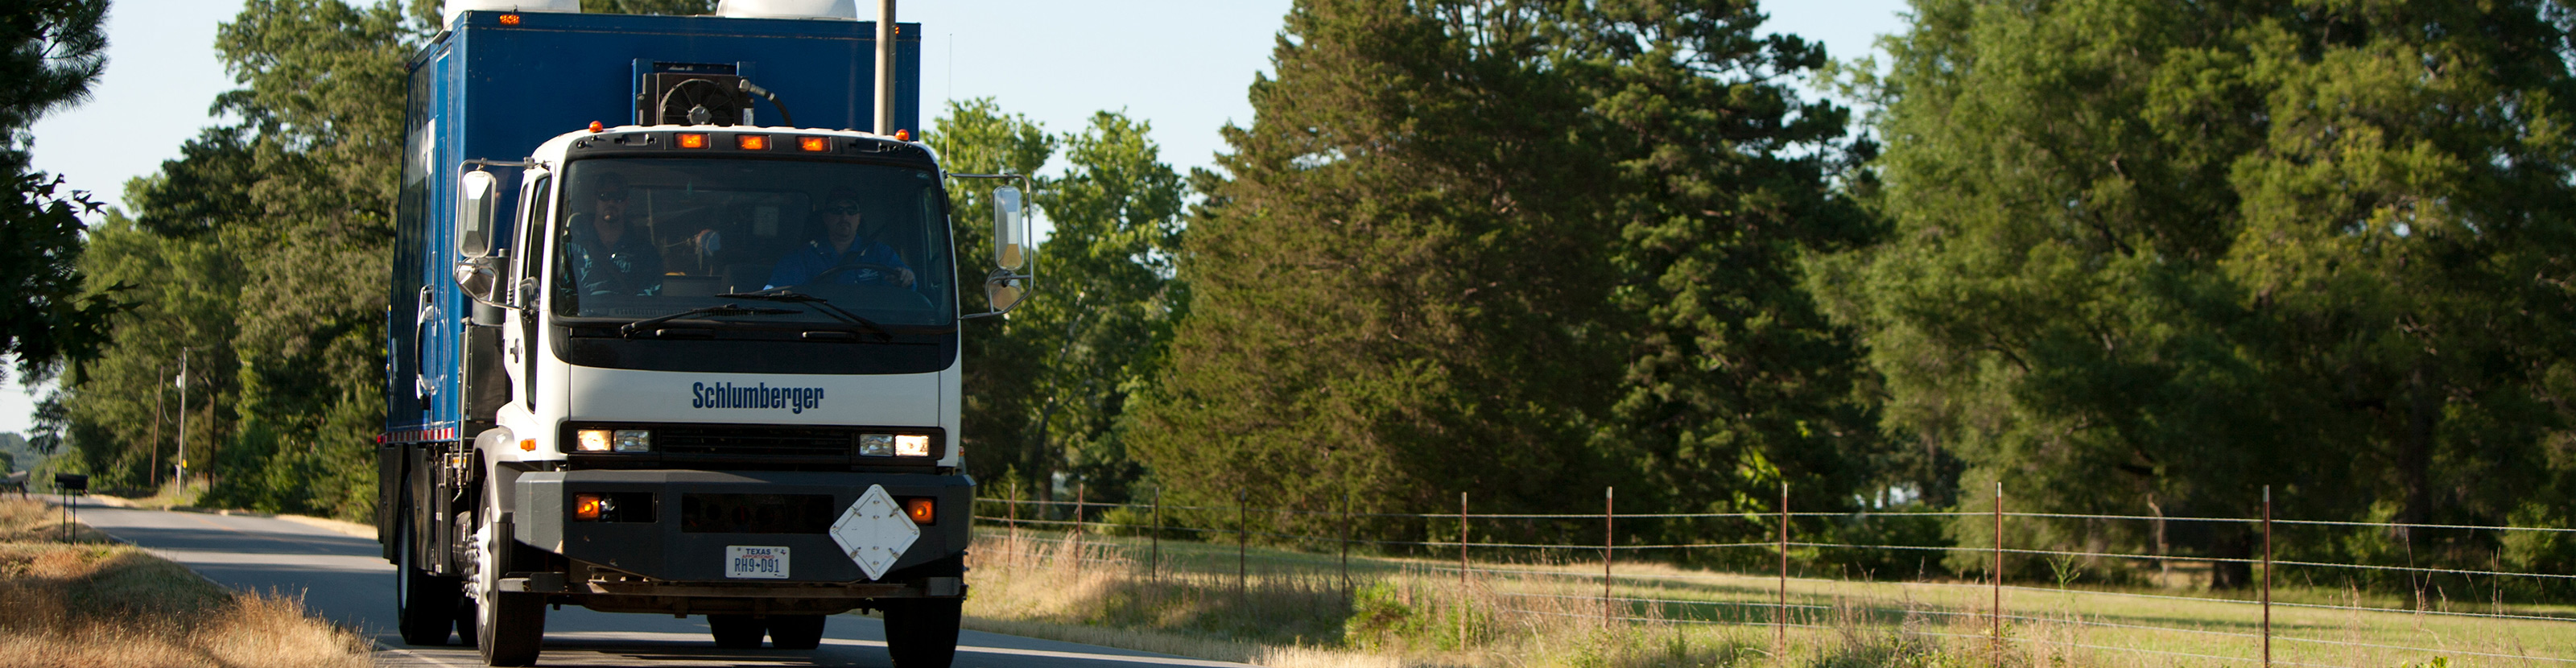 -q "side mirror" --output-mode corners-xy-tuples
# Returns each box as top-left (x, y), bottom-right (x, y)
(453, 256), (504, 305)
(984, 270), (1027, 313)
(458, 170), (501, 258)
(992, 185), (1026, 270)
